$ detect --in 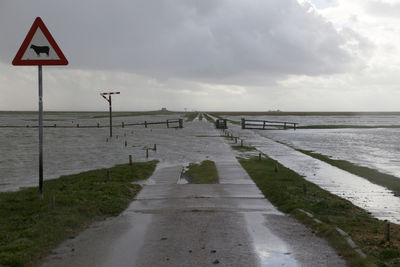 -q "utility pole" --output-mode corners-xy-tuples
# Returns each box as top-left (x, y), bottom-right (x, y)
(100, 92), (120, 137)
